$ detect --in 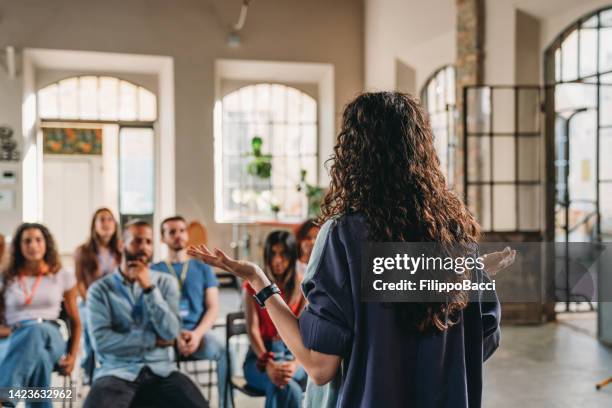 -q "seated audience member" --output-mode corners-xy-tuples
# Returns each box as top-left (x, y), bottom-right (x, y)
(84, 220), (208, 408)
(0, 223), (81, 408)
(242, 231), (307, 408)
(74, 208), (122, 382)
(151, 216), (230, 407)
(294, 219), (320, 275)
